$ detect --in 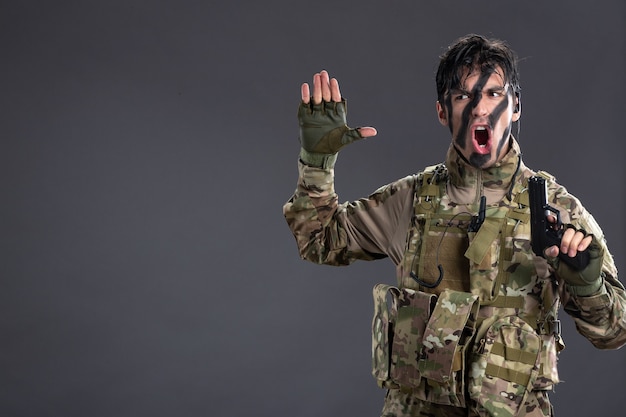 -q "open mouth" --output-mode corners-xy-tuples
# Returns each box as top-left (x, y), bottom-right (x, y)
(473, 125), (491, 154)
